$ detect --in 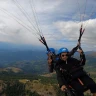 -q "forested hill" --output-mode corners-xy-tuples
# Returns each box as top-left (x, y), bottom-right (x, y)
(0, 50), (46, 63)
(0, 50), (48, 74)
(84, 51), (96, 73)
(0, 50), (95, 63)
(74, 51), (96, 75)
(0, 50), (96, 75)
